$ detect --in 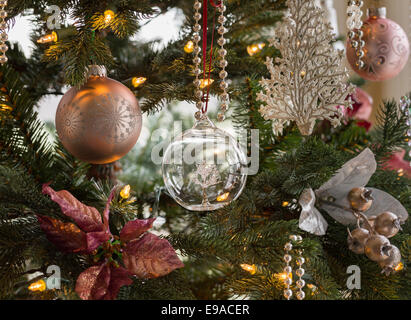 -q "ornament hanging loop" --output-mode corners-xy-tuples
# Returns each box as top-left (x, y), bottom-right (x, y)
(210, 0), (222, 7)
